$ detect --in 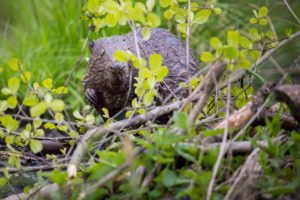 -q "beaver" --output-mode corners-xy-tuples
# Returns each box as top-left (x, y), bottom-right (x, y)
(84, 28), (199, 116)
